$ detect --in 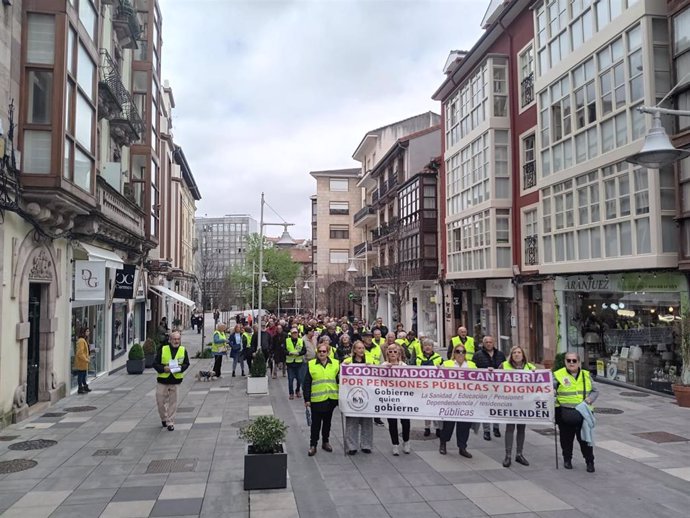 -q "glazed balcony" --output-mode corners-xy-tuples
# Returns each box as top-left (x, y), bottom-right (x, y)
(112, 0), (141, 49)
